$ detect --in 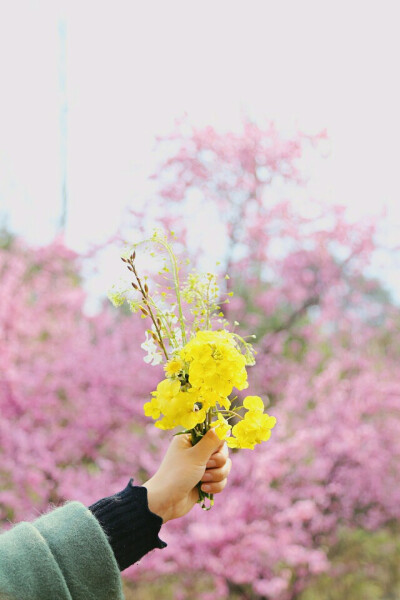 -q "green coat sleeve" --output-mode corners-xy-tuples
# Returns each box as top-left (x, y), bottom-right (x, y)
(0, 501), (125, 600)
